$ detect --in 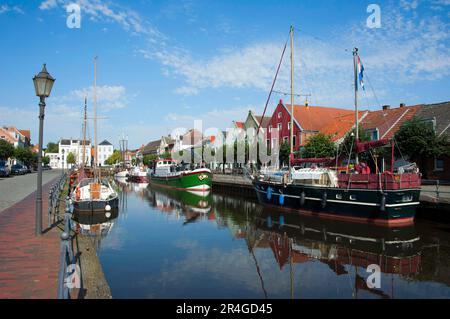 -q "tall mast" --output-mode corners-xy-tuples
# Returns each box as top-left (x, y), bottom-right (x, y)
(353, 48), (359, 165)
(82, 97), (87, 167)
(93, 56), (98, 178)
(290, 26), (295, 157)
